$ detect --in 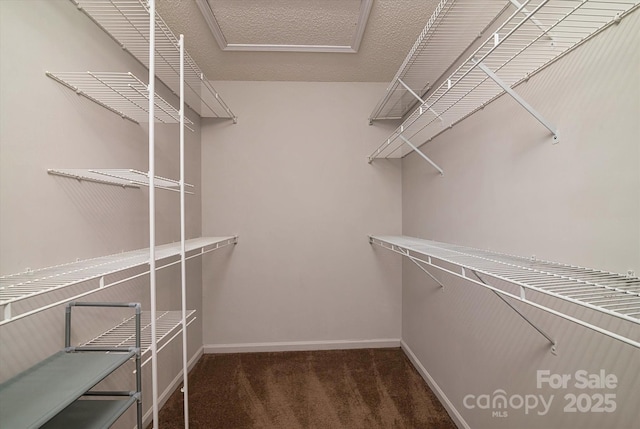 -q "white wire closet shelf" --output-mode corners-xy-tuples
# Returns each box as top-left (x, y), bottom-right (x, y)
(47, 168), (194, 193)
(83, 310), (196, 366)
(370, 235), (640, 350)
(369, 0), (510, 122)
(0, 236), (238, 323)
(70, 0), (236, 121)
(369, 0), (640, 161)
(46, 71), (194, 129)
